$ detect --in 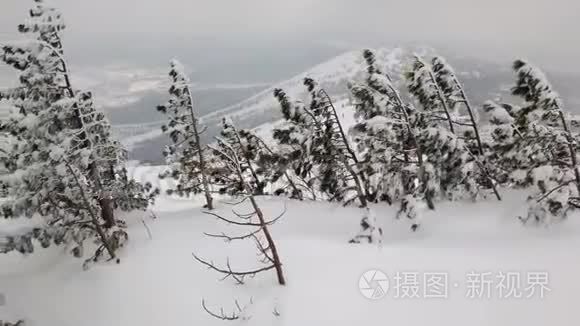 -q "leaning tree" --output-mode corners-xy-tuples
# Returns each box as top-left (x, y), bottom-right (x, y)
(193, 123), (287, 320)
(349, 49), (427, 230)
(0, 0), (155, 263)
(406, 55), (501, 203)
(485, 60), (580, 224)
(157, 59), (214, 209)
